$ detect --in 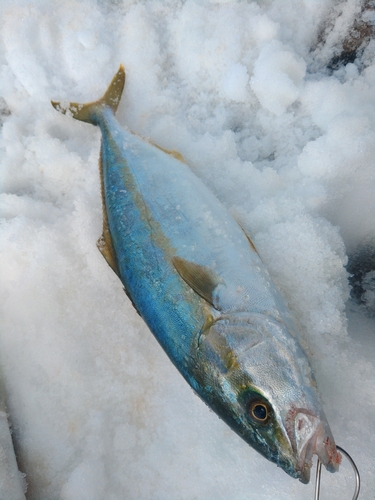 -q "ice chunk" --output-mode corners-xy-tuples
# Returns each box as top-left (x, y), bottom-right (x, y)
(250, 40), (306, 115)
